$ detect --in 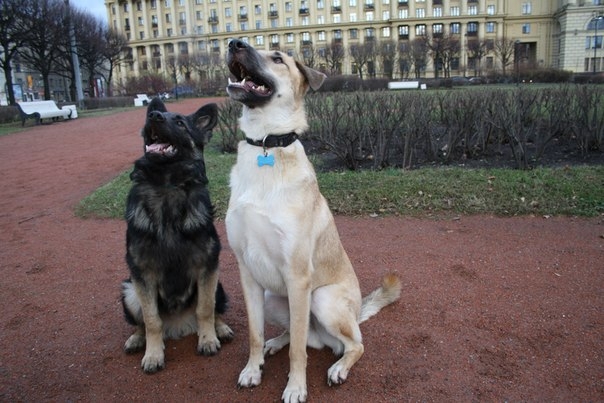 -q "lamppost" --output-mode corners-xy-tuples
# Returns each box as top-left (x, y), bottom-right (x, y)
(514, 40), (520, 86)
(592, 14), (604, 74)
